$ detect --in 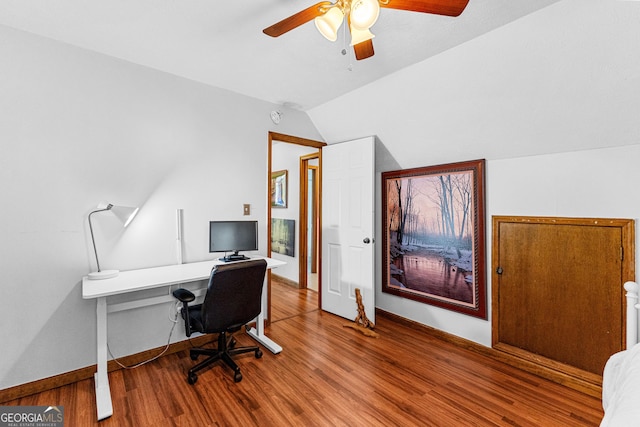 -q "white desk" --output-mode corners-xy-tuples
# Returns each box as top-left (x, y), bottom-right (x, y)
(82, 256), (285, 421)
